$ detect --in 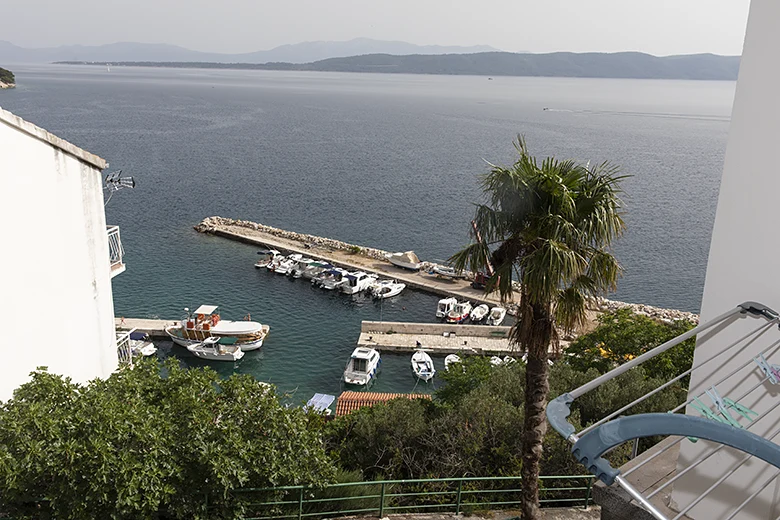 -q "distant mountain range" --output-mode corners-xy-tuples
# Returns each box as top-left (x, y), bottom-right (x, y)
(57, 52), (741, 81)
(0, 38), (499, 64)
